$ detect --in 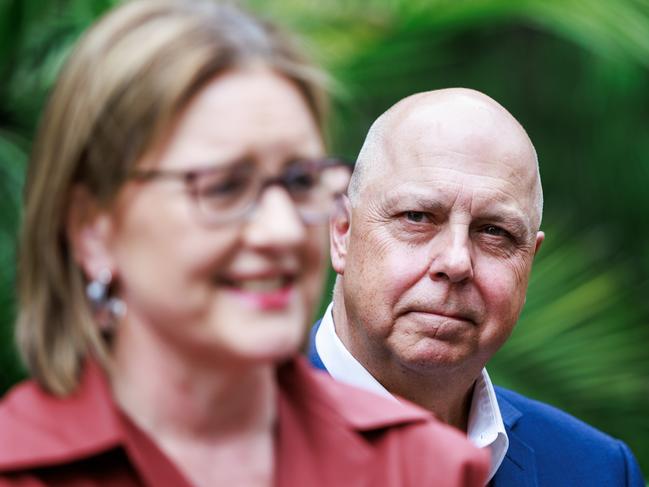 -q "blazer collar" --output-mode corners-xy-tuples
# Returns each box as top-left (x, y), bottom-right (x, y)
(492, 389), (538, 487)
(0, 360), (123, 471)
(275, 357), (436, 485)
(279, 357), (431, 432)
